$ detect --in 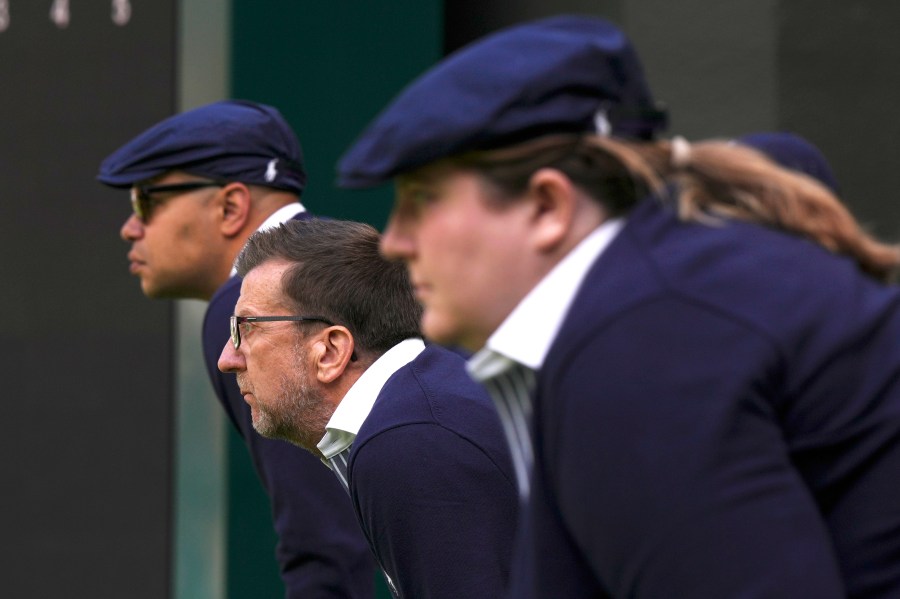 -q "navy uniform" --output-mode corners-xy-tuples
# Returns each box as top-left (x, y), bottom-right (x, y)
(337, 15), (900, 599)
(98, 101), (375, 598)
(320, 340), (518, 599)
